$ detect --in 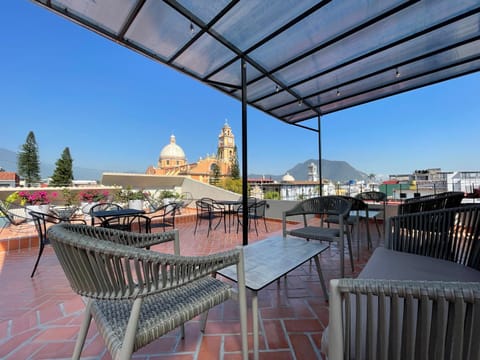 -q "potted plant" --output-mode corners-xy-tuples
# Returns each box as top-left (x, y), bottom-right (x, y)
(78, 189), (110, 217)
(160, 190), (178, 205)
(126, 188), (145, 210)
(7, 190), (57, 215)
